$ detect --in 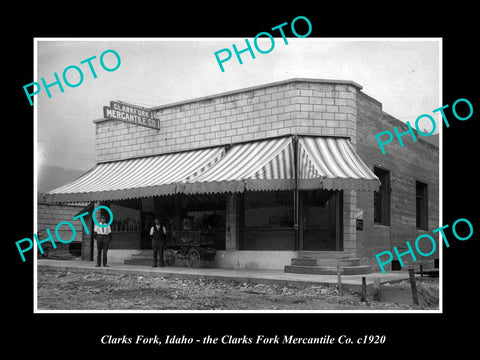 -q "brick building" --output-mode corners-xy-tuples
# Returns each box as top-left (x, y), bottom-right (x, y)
(45, 78), (439, 273)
